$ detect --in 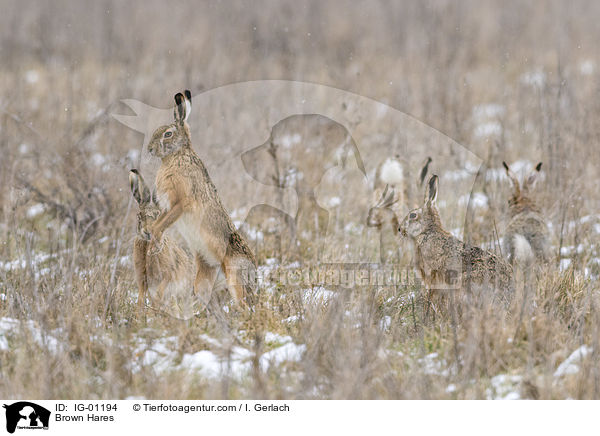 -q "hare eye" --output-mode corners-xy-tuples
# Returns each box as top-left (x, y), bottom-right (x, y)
(164, 131), (173, 138)
(409, 212), (417, 219)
